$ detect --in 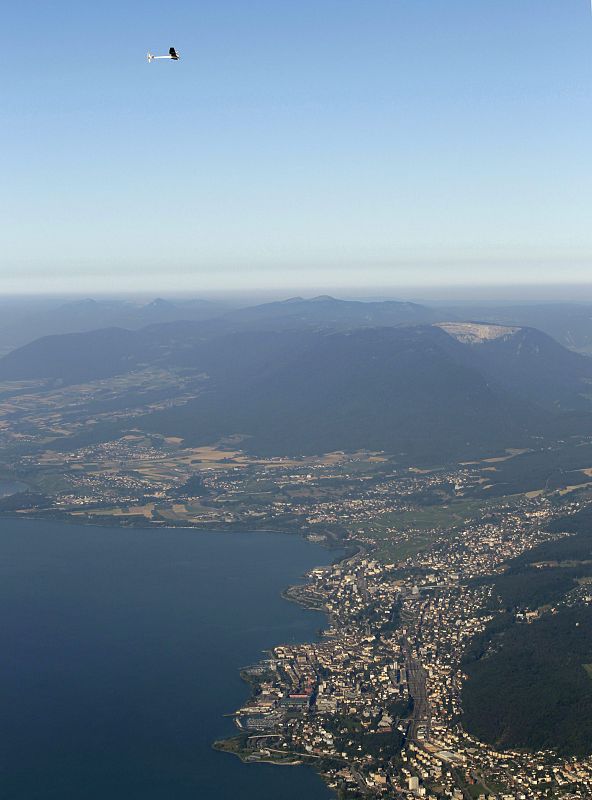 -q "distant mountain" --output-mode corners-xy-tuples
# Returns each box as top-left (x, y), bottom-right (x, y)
(138, 326), (552, 460)
(3, 317), (592, 462)
(0, 295), (450, 383)
(217, 295), (446, 332)
(0, 294), (448, 355)
(0, 324), (318, 384)
(0, 297), (230, 353)
(0, 327), (149, 383)
(437, 322), (592, 411)
(5, 294), (592, 358)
